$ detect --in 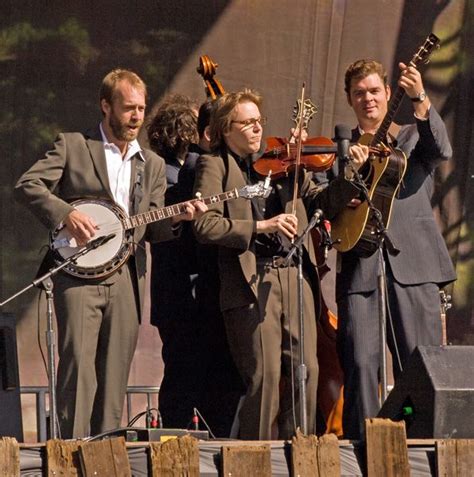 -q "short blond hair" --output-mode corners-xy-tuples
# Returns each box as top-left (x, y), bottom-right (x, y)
(99, 69), (147, 106)
(210, 89), (262, 152)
